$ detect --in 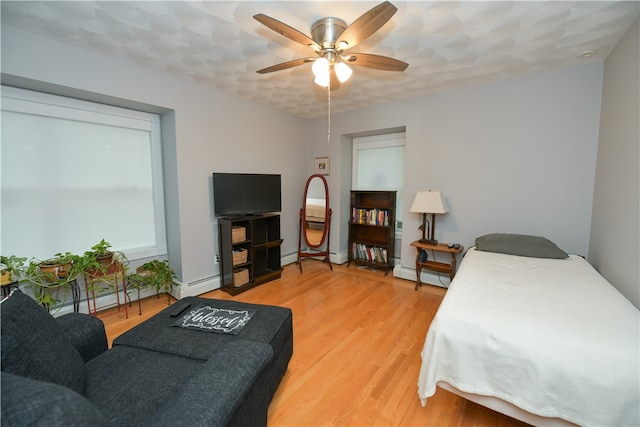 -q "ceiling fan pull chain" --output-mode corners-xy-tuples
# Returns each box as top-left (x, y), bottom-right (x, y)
(327, 78), (331, 143)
